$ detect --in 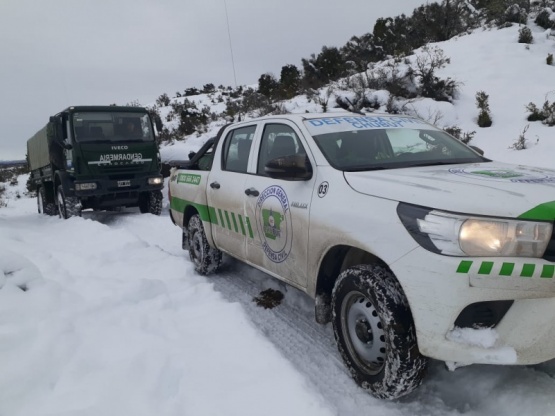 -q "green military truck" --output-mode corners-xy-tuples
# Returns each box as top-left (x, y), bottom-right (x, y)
(27, 106), (164, 218)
